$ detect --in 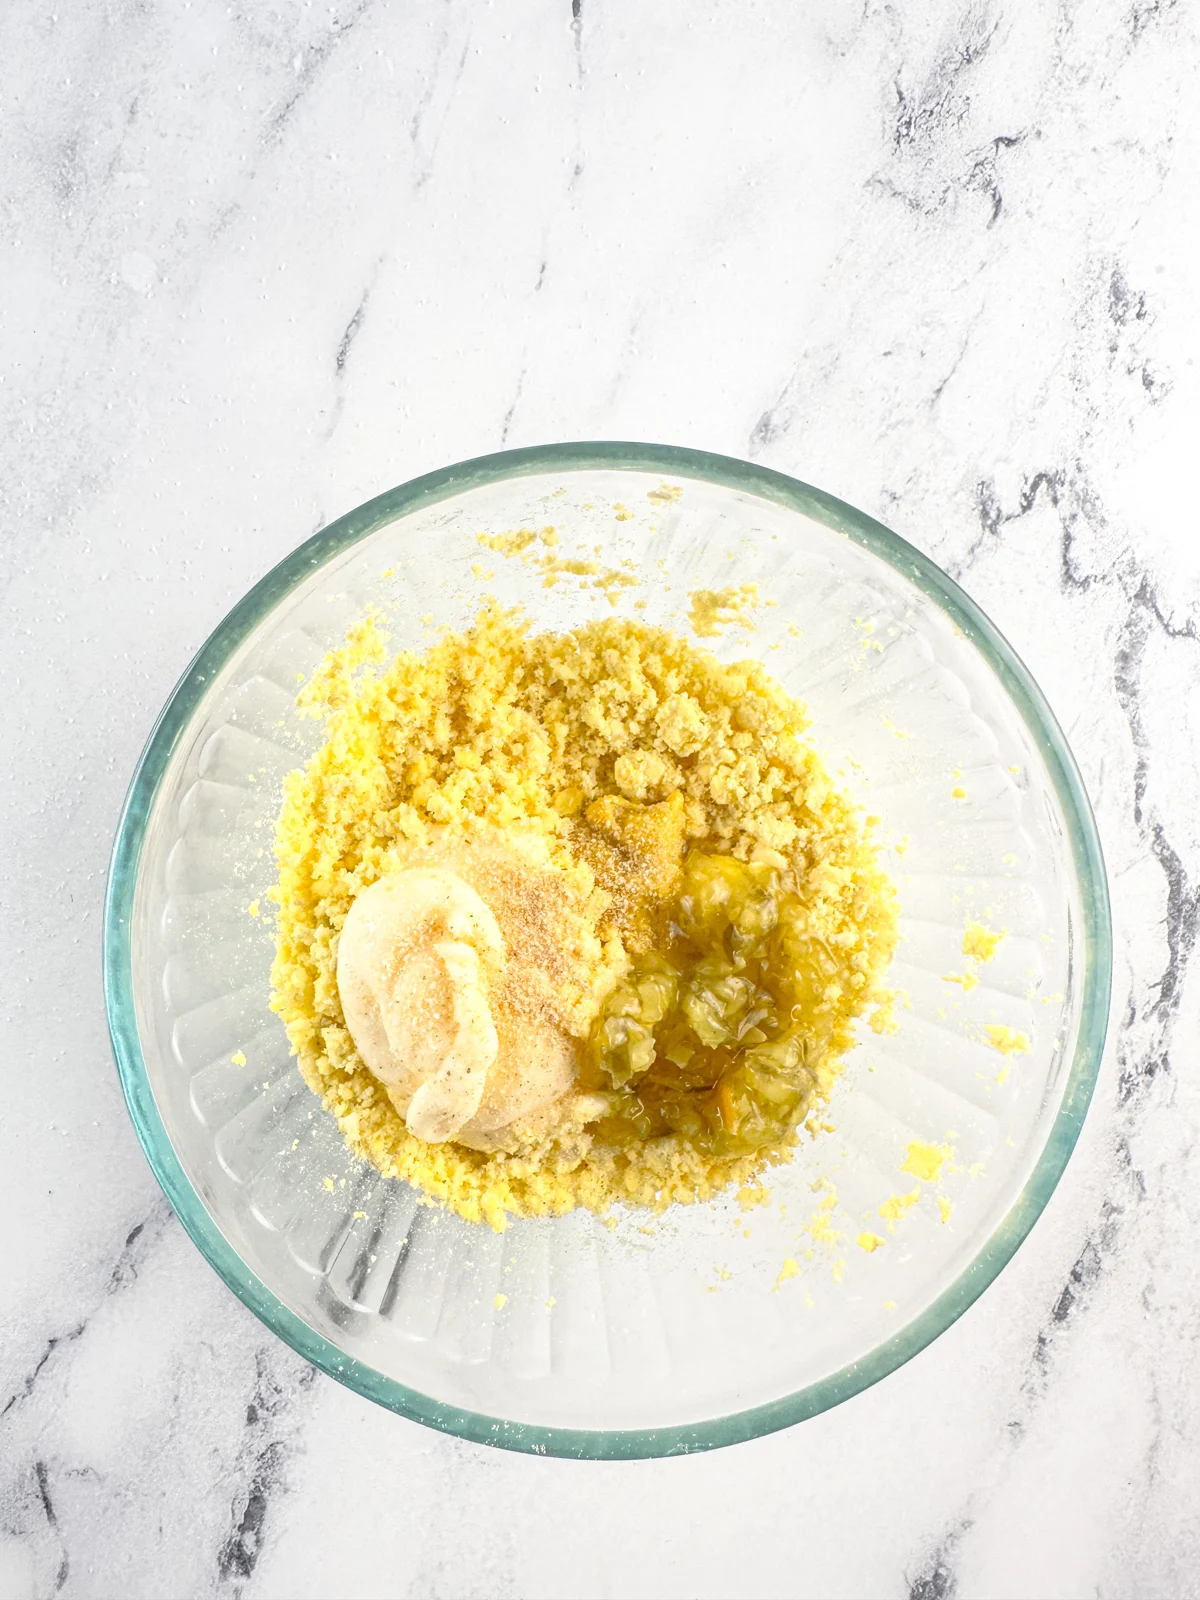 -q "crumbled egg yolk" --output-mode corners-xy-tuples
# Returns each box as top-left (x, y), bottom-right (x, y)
(270, 607), (897, 1229)
(985, 1024), (1030, 1057)
(963, 921), (1004, 961)
(899, 1140), (953, 1184)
